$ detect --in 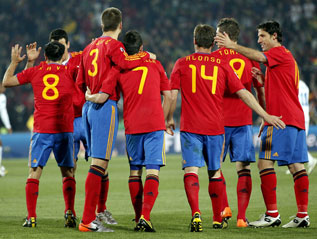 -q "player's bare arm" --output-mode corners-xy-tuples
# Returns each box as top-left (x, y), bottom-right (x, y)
(25, 42), (42, 69)
(162, 90), (173, 135)
(251, 67), (265, 85)
(236, 89), (285, 129)
(3, 44), (25, 87)
(165, 89), (178, 136)
(215, 32), (267, 63)
(85, 87), (110, 104)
